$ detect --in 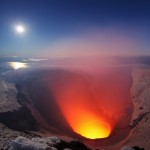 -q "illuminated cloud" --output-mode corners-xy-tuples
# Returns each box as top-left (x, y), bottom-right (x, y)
(9, 62), (28, 69)
(44, 28), (141, 58)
